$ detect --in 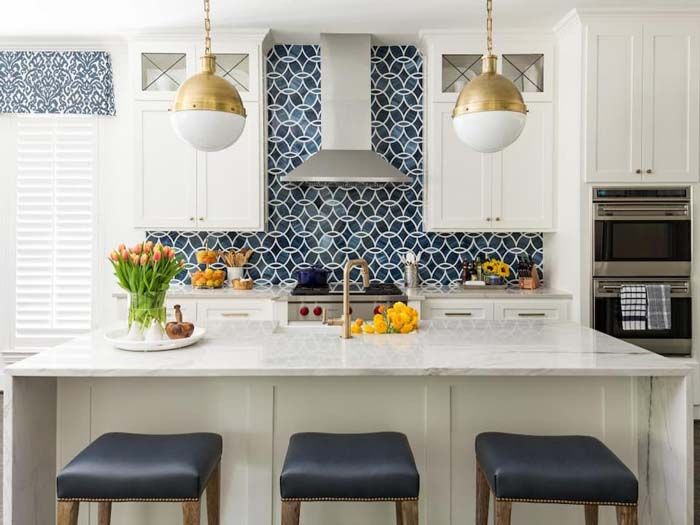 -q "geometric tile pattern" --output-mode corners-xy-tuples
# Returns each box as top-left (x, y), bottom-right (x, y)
(147, 45), (543, 286)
